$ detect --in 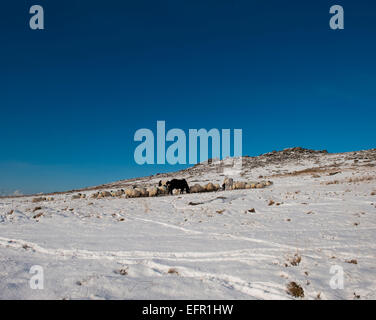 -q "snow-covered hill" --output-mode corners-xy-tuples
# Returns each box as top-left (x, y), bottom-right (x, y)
(1, 148), (375, 299)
